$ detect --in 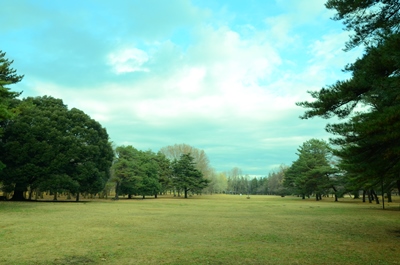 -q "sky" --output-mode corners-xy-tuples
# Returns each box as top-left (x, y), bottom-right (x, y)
(1, 0), (363, 176)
